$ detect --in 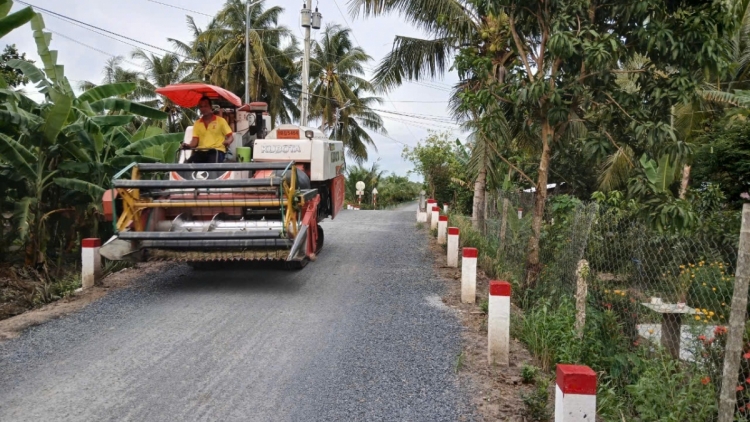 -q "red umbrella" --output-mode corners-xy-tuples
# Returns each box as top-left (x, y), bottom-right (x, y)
(155, 83), (243, 108)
